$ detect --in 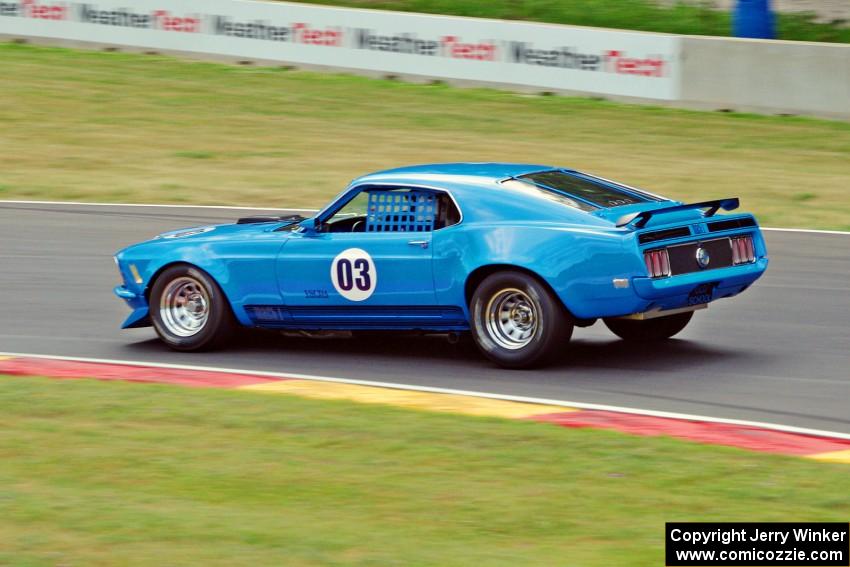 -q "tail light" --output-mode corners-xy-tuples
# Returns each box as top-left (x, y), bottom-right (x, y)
(731, 235), (755, 265)
(644, 248), (671, 278)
